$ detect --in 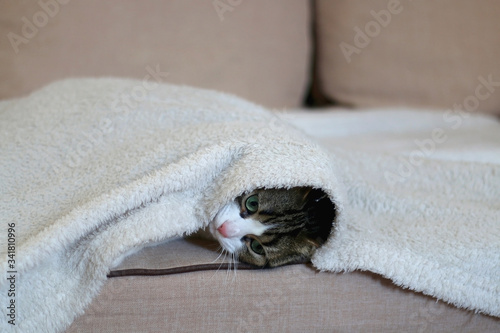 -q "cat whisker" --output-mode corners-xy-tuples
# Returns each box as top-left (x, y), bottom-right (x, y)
(224, 252), (239, 283)
(229, 253), (235, 273)
(227, 254), (233, 281)
(235, 253), (240, 270)
(225, 252), (232, 280)
(231, 253), (238, 281)
(221, 252), (238, 283)
(217, 249), (232, 278)
(211, 246), (225, 264)
(206, 249), (226, 282)
(218, 249), (231, 275)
